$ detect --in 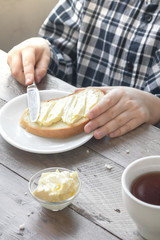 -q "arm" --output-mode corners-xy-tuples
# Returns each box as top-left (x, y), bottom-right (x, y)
(7, 0), (82, 86)
(84, 87), (160, 139)
(85, 48), (160, 139)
